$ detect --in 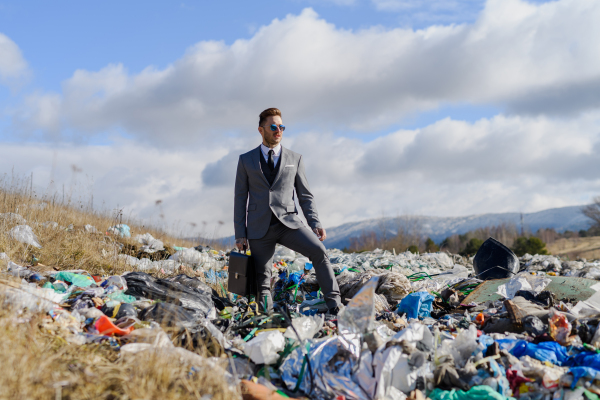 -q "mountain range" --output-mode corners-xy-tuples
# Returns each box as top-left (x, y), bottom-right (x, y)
(322, 205), (591, 249)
